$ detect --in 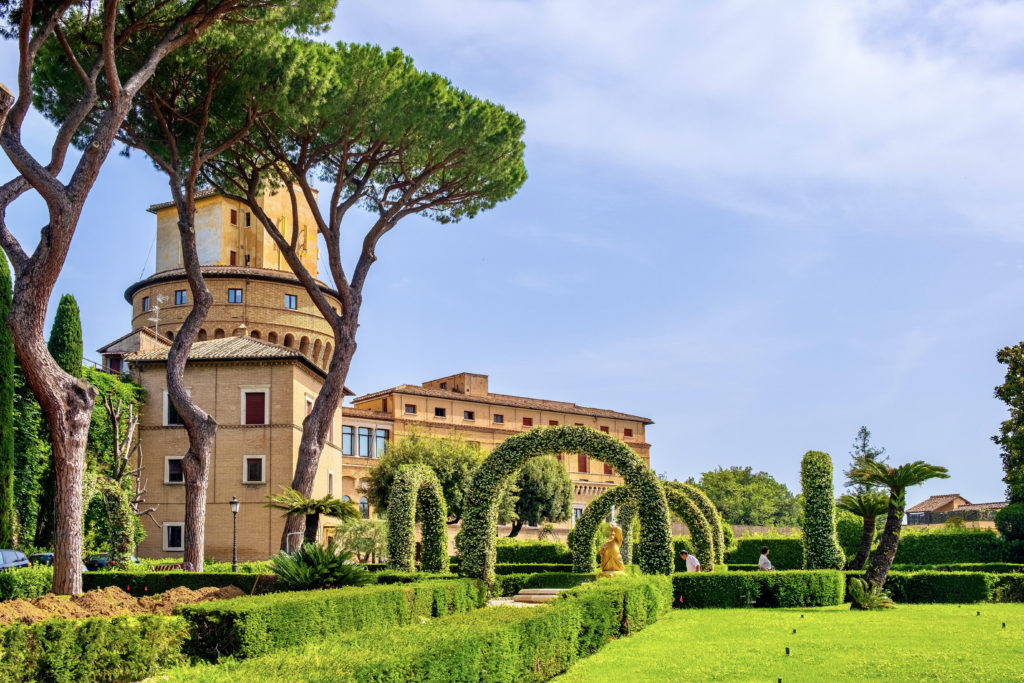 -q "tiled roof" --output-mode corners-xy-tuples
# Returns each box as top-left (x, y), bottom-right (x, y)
(906, 494), (967, 513)
(351, 384), (653, 424)
(125, 336), (326, 376)
(341, 407), (394, 421)
(955, 502), (1008, 511)
(96, 326), (171, 354)
(146, 188), (218, 213)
